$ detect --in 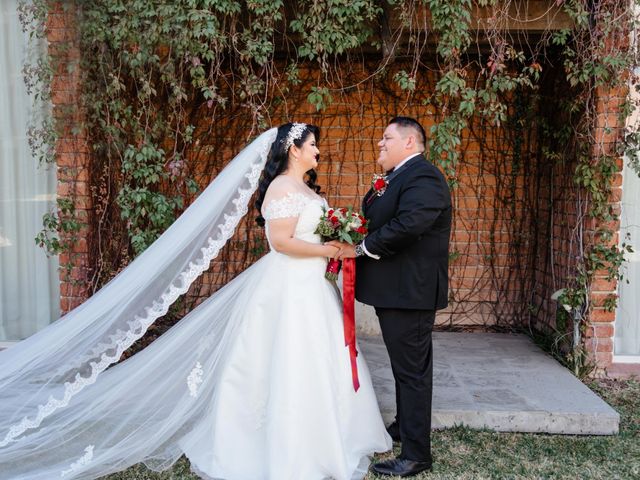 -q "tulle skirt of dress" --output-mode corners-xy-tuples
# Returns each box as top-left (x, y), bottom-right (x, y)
(0, 251), (390, 480)
(179, 250), (392, 479)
